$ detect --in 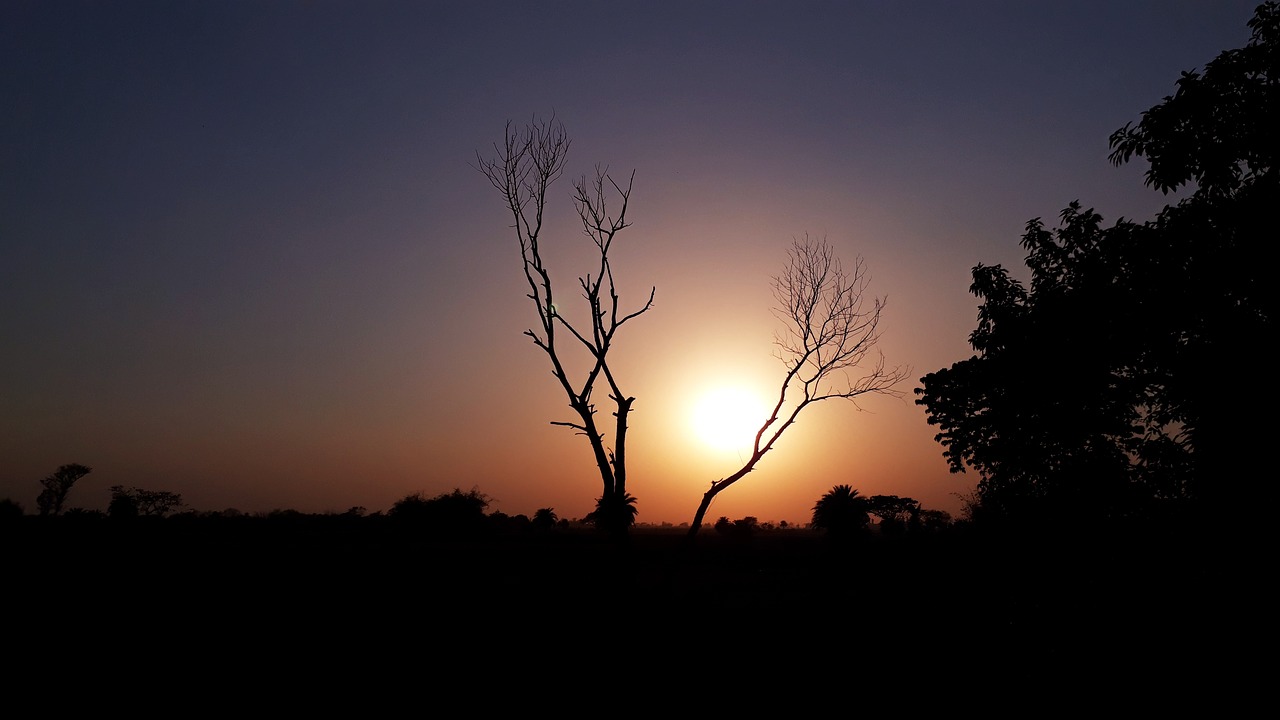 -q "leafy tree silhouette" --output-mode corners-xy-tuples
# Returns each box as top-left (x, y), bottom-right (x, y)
(107, 486), (185, 518)
(389, 488), (491, 537)
(36, 464), (91, 517)
(1105, 1), (1276, 521)
(916, 2), (1276, 529)
(531, 507), (558, 533)
(865, 494), (920, 535)
(107, 491), (138, 519)
(583, 492), (637, 535)
(811, 485), (871, 537)
(915, 508), (953, 532)
(475, 116), (654, 539)
(712, 515), (758, 540)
